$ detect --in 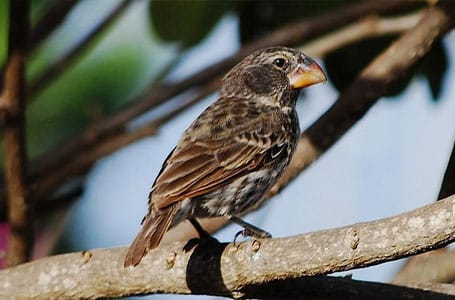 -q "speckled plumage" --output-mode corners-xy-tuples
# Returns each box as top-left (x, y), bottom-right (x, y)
(124, 46), (326, 267)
